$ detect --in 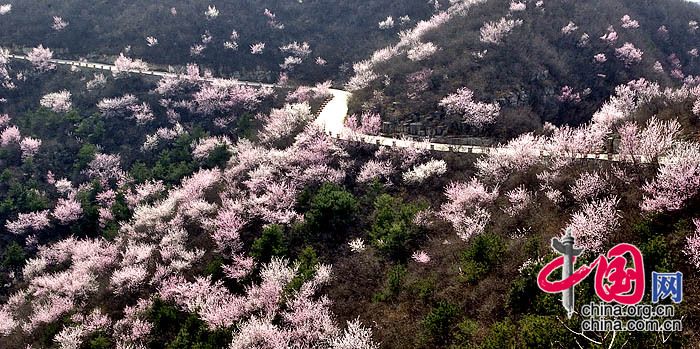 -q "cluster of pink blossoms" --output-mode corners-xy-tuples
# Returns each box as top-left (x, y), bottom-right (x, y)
(112, 53), (148, 76)
(406, 68), (433, 99)
(84, 153), (125, 184)
(263, 8), (284, 30)
(51, 16), (69, 31)
(570, 172), (608, 203)
(191, 135), (233, 160)
(192, 80), (272, 115)
(615, 42), (644, 66)
(685, 219), (700, 270)
(561, 21), (578, 35)
(343, 111), (382, 137)
(557, 86), (582, 103)
(5, 210), (51, 235)
(566, 196), (620, 252)
(600, 27), (618, 45)
(258, 103), (314, 144)
(19, 137), (41, 159)
(439, 178), (498, 241)
(480, 17), (523, 44)
(620, 15), (640, 29)
(40, 90), (72, 113)
(27, 45), (55, 71)
(642, 142), (700, 212)
(503, 186), (533, 217)
(439, 87), (500, 128)
(617, 117), (680, 162)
